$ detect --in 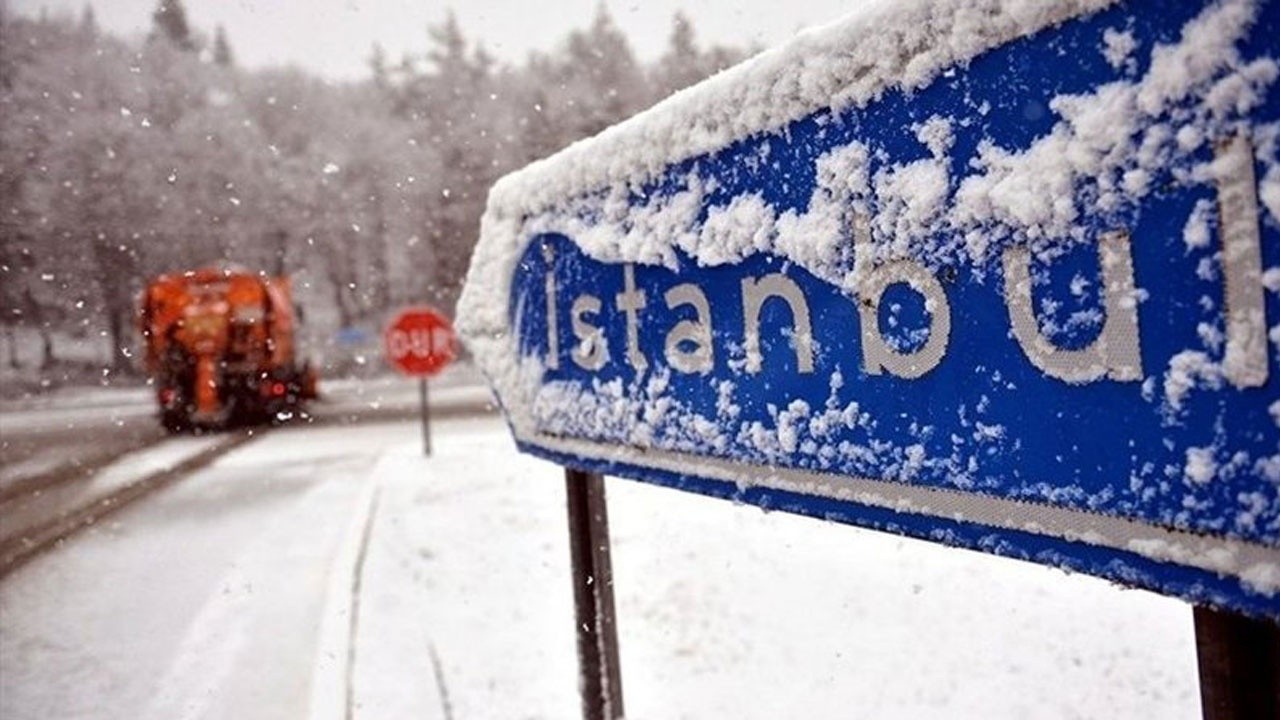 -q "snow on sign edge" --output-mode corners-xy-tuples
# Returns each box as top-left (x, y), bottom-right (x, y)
(457, 0), (1280, 614)
(459, 0), (1114, 408)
